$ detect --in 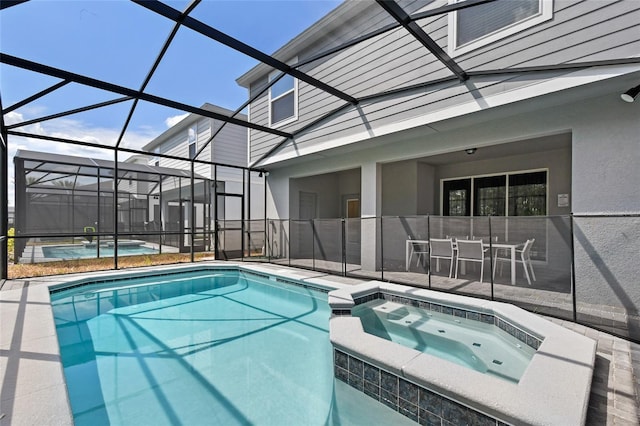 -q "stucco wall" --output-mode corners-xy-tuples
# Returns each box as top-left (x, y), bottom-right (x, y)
(381, 160), (418, 216)
(568, 94), (640, 309)
(573, 216), (640, 315)
(571, 96), (640, 214)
